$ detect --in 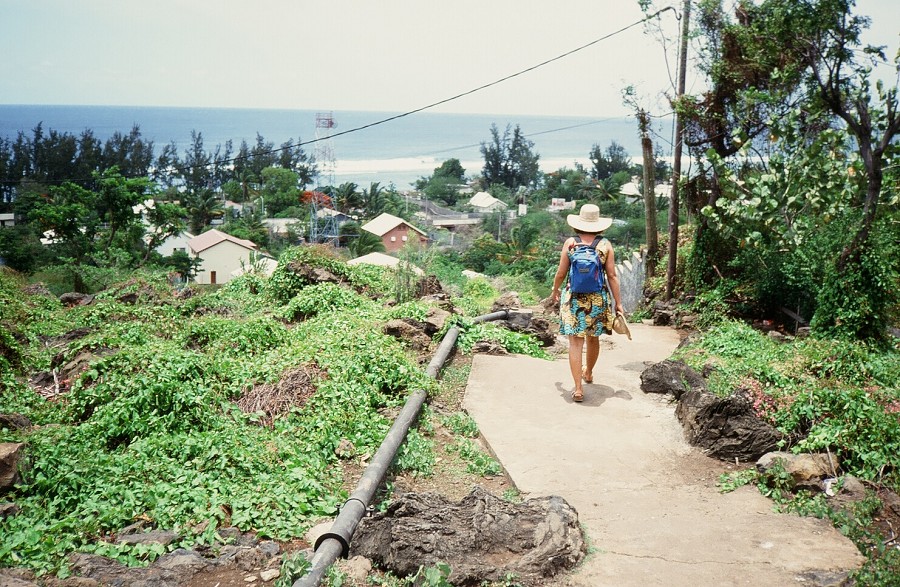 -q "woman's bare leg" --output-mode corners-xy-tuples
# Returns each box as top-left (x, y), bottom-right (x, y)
(568, 335), (585, 399)
(584, 335), (600, 382)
